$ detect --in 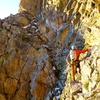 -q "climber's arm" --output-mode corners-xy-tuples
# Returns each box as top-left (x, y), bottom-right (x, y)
(75, 49), (88, 59)
(76, 49), (88, 55)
